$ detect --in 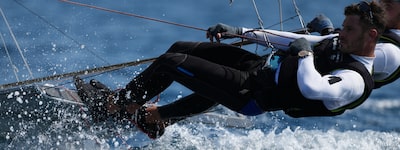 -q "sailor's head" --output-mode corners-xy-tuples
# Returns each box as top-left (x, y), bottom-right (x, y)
(339, 1), (386, 55)
(379, 0), (400, 28)
(344, 1), (386, 36)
